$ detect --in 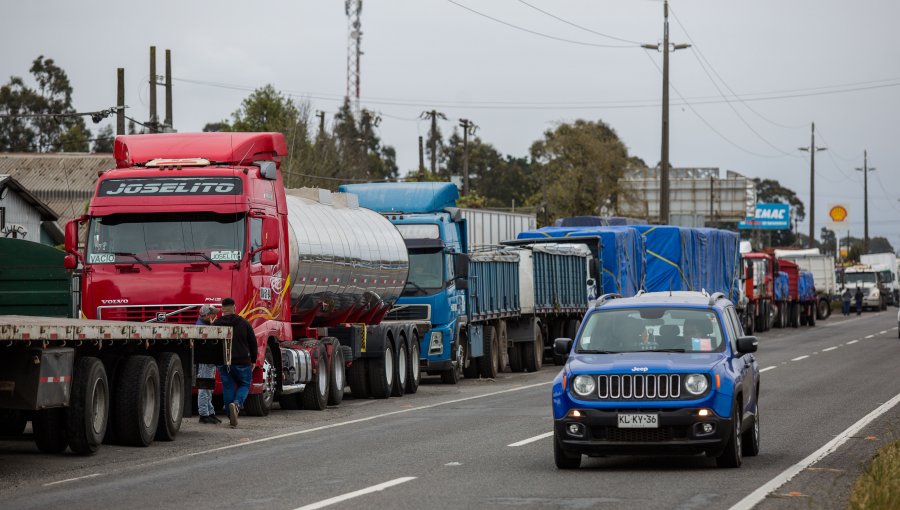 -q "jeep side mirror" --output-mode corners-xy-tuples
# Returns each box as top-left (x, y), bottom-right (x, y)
(453, 252), (469, 279)
(737, 335), (758, 354)
(554, 337), (573, 356)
